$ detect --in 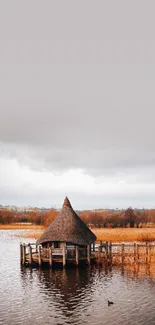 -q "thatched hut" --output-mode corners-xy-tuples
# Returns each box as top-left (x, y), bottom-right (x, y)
(37, 197), (96, 252)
